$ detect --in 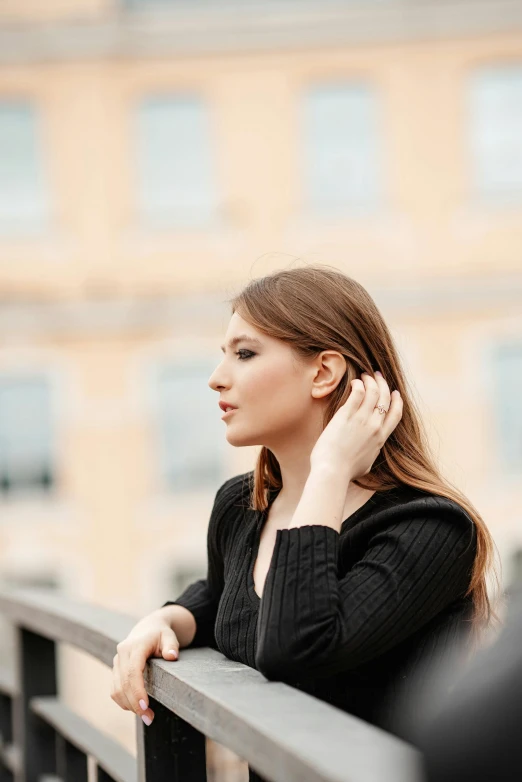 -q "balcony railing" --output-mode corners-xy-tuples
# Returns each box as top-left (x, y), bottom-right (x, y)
(0, 587), (423, 782)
